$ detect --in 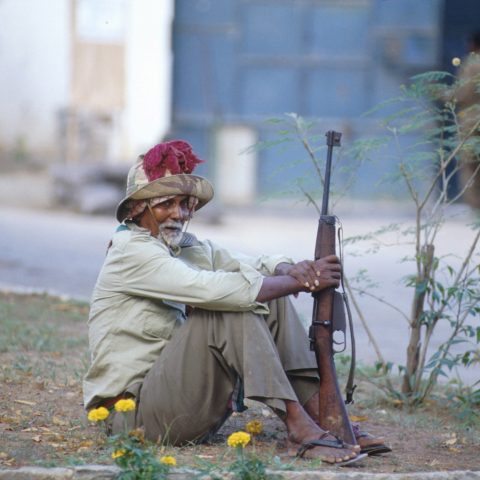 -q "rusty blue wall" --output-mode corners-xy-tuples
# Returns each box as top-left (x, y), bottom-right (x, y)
(170, 0), (445, 199)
